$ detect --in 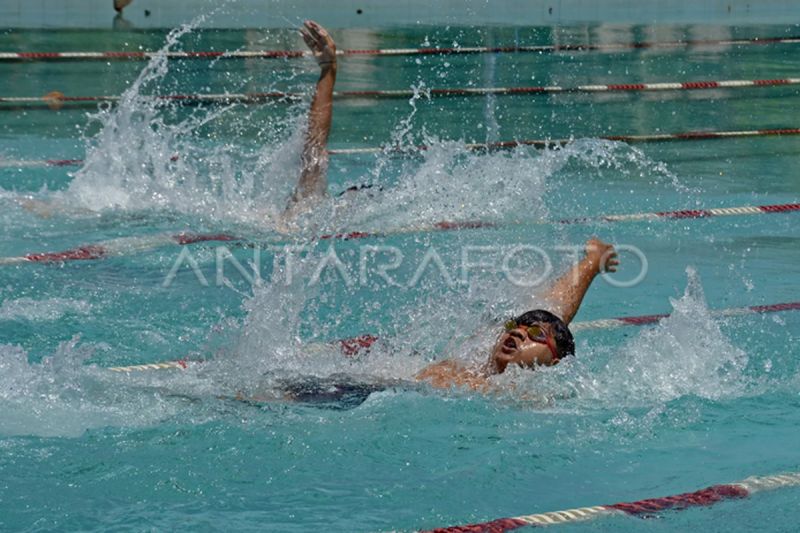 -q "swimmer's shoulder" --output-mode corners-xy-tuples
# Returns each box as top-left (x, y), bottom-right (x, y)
(415, 359), (489, 391)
